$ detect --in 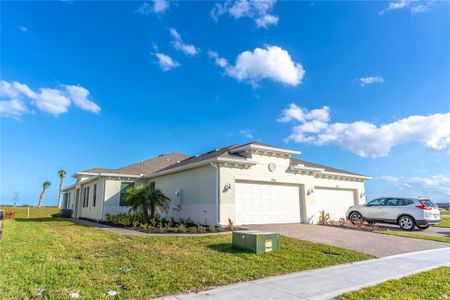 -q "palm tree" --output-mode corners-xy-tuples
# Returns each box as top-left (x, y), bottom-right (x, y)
(125, 183), (170, 221)
(38, 181), (51, 208)
(57, 169), (67, 208)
